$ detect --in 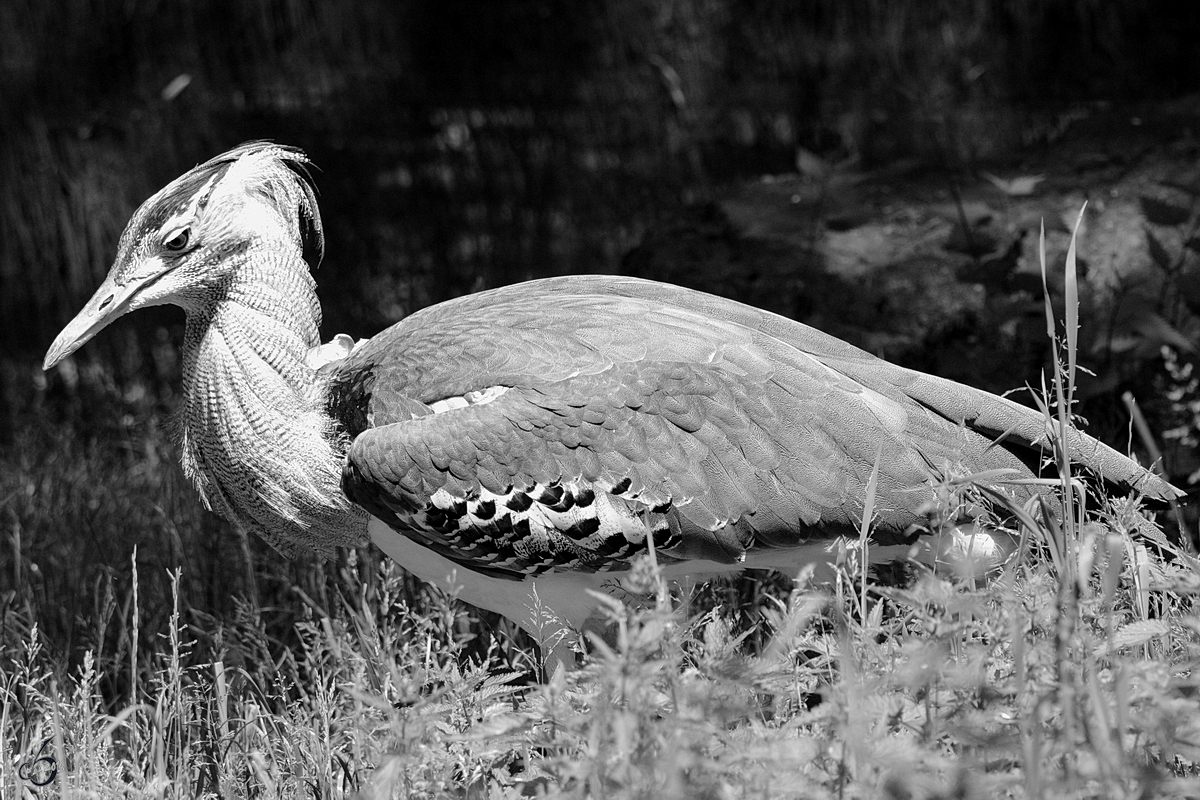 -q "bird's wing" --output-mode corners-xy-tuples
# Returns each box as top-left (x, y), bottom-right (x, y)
(523, 276), (1176, 499)
(327, 276), (1176, 578)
